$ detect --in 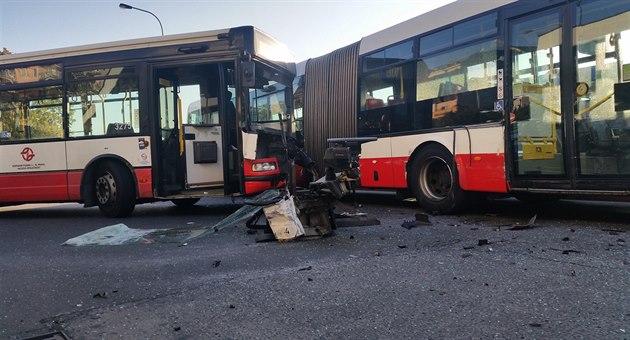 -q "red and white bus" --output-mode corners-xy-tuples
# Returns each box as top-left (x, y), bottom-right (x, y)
(0, 26), (296, 217)
(297, 0), (630, 213)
